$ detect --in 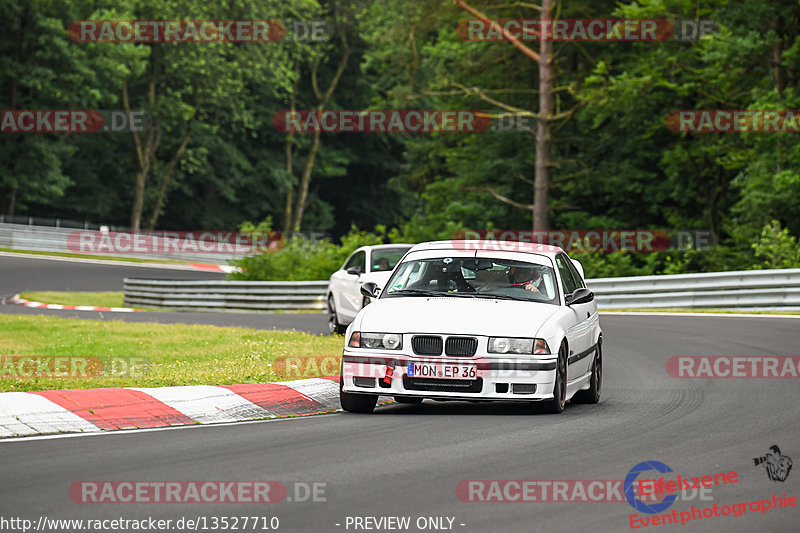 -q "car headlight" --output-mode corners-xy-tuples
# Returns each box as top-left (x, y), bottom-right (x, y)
(488, 337), (550, 355)
(348, 332), (403, 350)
